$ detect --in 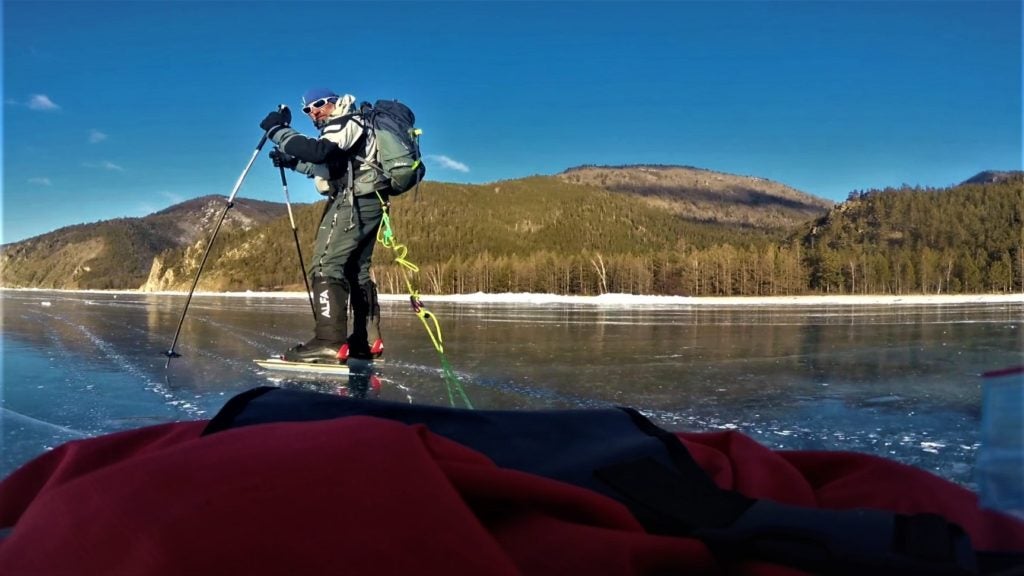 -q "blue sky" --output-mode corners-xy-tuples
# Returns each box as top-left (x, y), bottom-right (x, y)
(2, 1), (1021, 244)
